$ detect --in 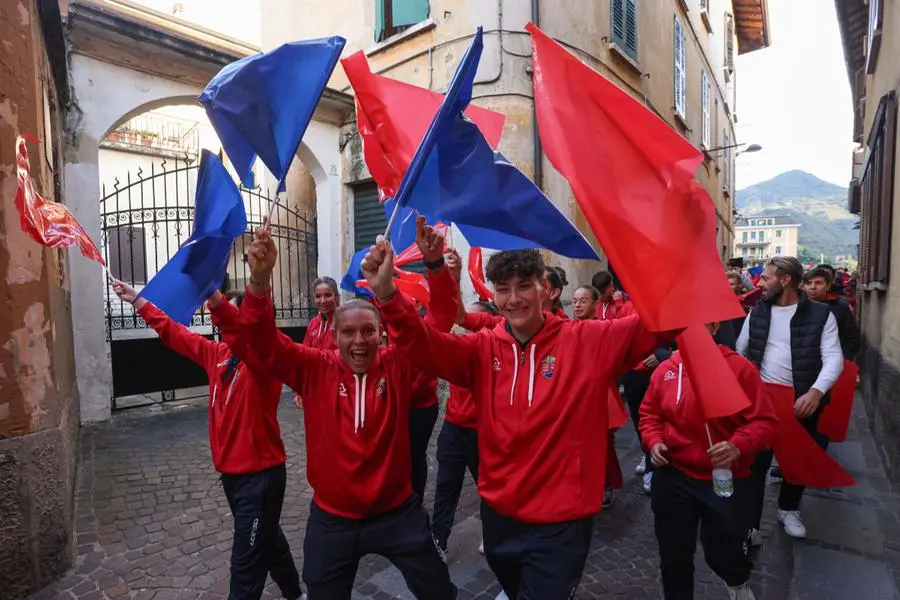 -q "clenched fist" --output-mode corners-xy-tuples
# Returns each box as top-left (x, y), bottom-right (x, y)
(361, 235), (397, 301)
(415, 215), (445, 263)
(248, 219), (277, 288)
